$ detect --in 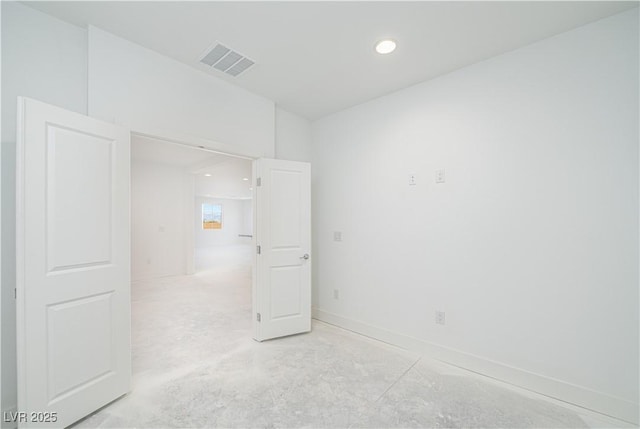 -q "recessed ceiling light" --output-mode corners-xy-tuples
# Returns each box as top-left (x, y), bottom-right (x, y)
(375, 39), (396, 55)
(242, 177), (249, 181)
(204, 173), (211, 177)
